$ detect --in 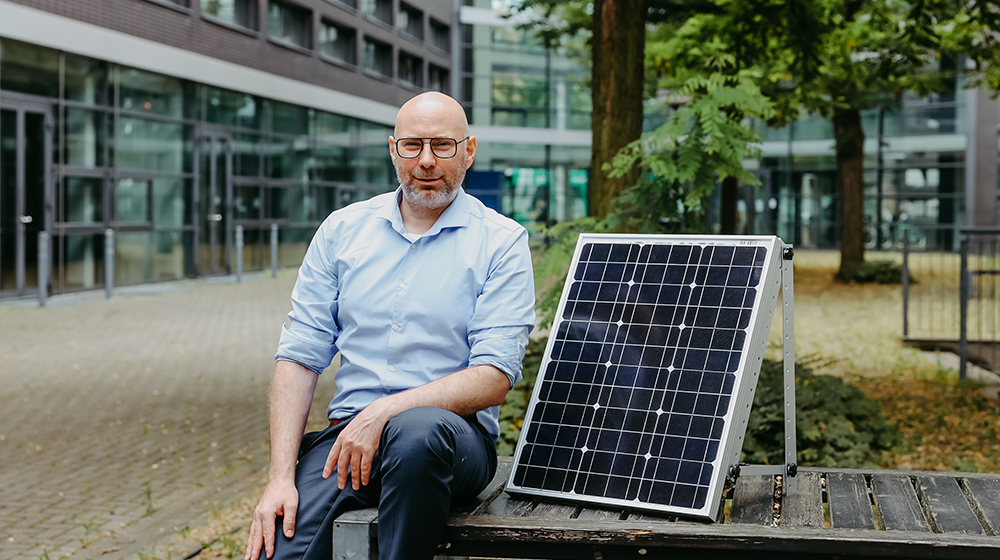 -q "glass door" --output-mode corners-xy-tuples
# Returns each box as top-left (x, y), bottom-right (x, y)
(0, 106), (53, 298)
(198, 134), (232, 275)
